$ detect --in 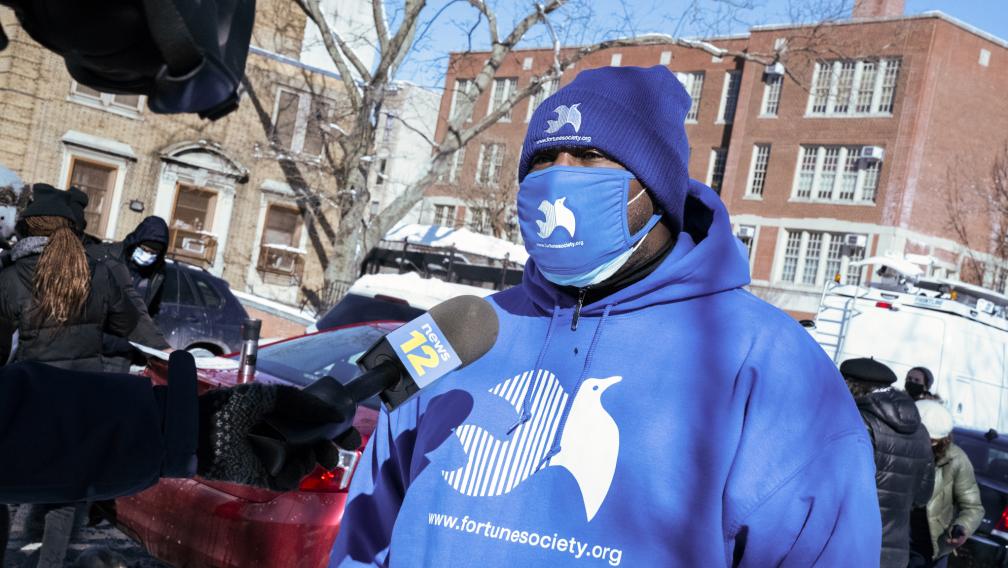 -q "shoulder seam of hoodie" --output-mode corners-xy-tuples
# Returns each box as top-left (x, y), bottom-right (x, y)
(725, 428), (869, 536)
